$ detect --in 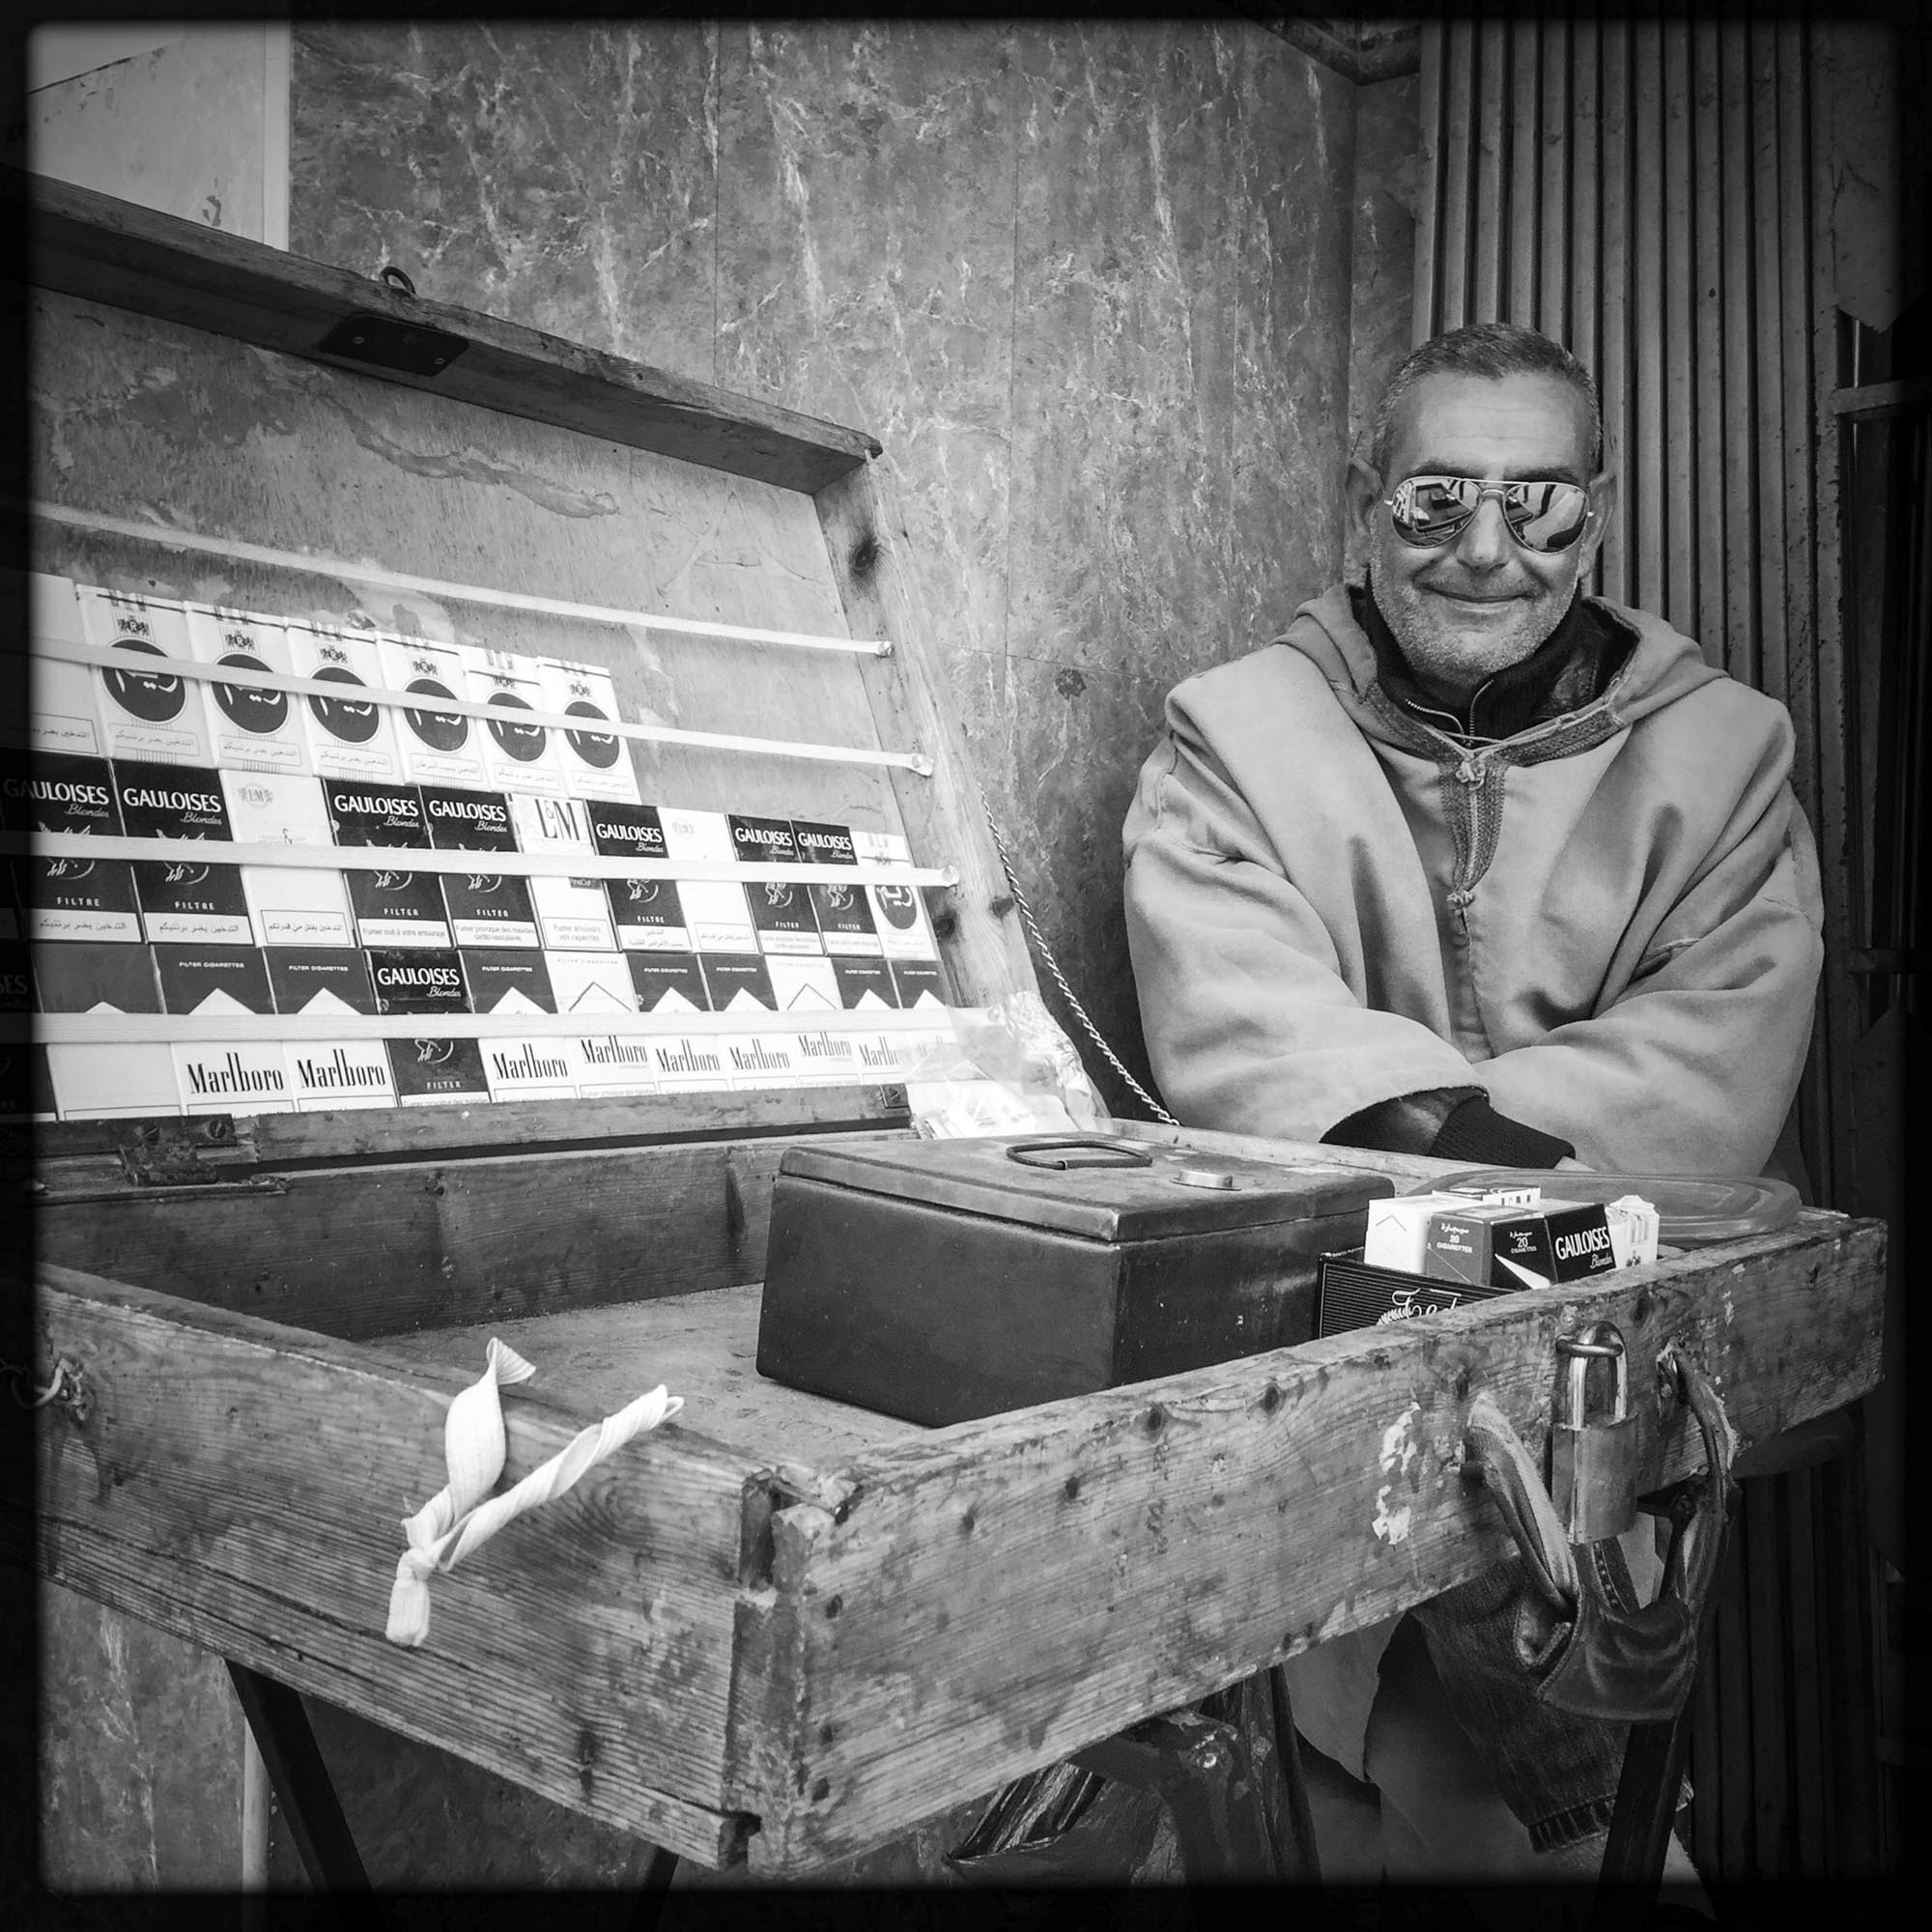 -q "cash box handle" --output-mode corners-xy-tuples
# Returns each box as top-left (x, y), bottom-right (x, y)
(1005, 1137), (1156, 1171)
